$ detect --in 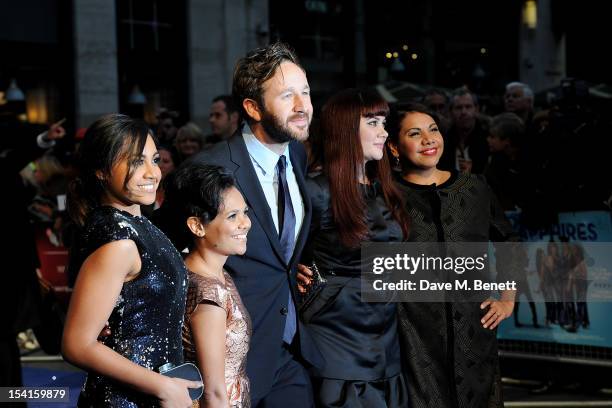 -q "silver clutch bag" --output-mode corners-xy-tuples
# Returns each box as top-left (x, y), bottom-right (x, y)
(158, 362), (203, 401)
(298, 261), (328, 322)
